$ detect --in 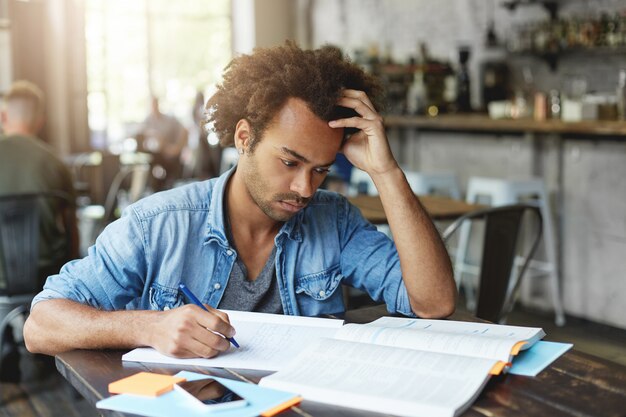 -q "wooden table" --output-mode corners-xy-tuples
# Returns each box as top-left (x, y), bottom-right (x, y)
(56, 306), (626, 417)
(349, 194), (483, 224)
